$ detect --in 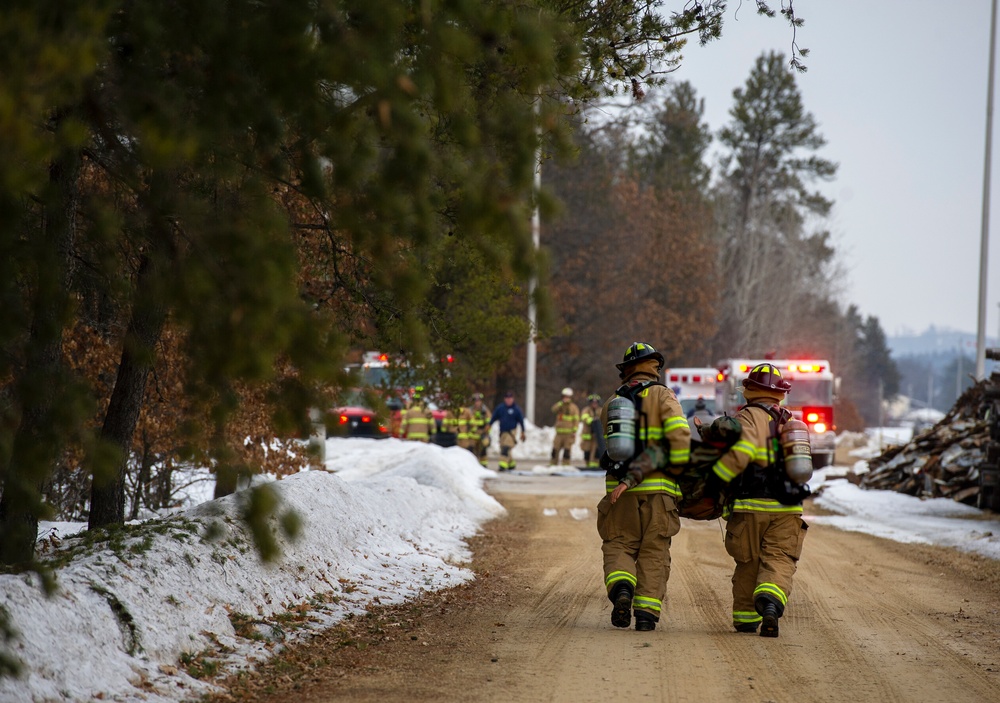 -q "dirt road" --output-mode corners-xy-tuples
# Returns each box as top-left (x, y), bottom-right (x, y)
(217, 474), (1000, 703)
